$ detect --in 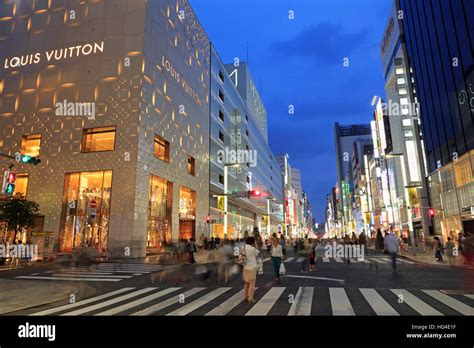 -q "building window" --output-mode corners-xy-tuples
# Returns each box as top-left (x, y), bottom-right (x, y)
(246, 145), (249, 151)
(20, 134), (41, 157)
(398, 88), (407, 95)
(397, 77), (406, 85)
(395, 67), (404, 75)
(188, 156), (195, 176)
(218, 70), (224, 82)
(179, 186), (196, 240)
(218, 89), (224, 102)
(82, 126), (116, 152)
(246, 176), (250, 183)
(245, 129), (249, 137)
(14, 173), (29, 197)
(219, 175), (224, 185)
(404, 130), (413, 137)
(218, 131), (224, 143)
(245, 114), (248, 122)
(59, 170), (112, 253)
(154, 135), (170, 162)
(148, 175), (172, 249)
(218, 110), (224, 122)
